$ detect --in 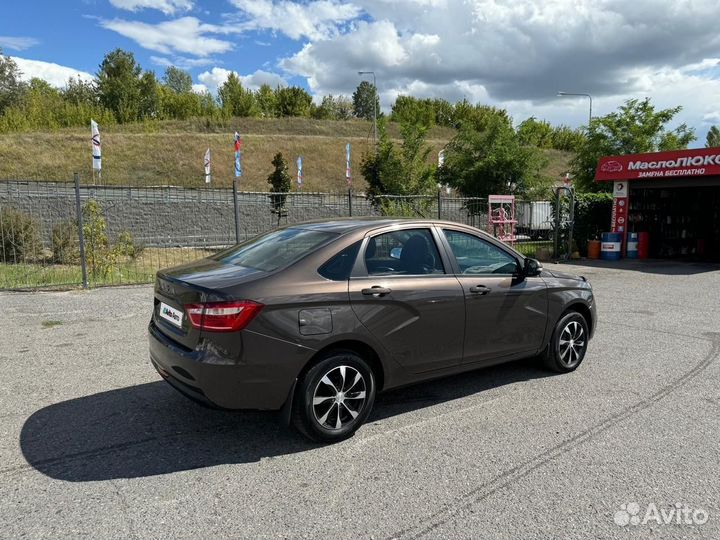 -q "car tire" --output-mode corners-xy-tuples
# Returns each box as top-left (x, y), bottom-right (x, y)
(541, 311), (589, 373)
(292, 350), (376, 443)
